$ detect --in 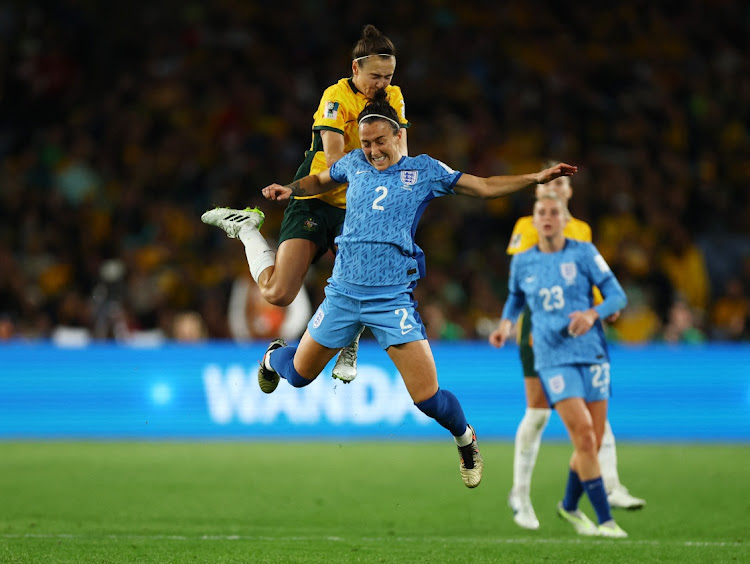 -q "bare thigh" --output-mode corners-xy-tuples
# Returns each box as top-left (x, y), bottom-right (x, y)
(258, 238), (318, 306)
(524, 376), (549, 408)
(386, 340), (438, 403)
(586, 399), (608, 447)
(291, 329), (340, 380)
